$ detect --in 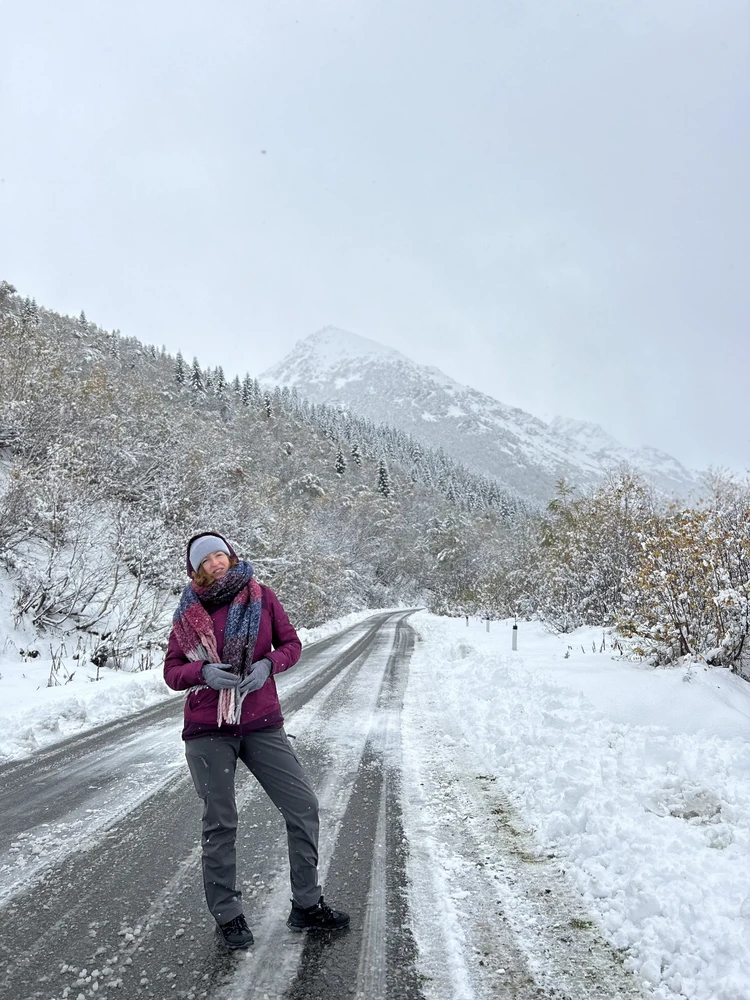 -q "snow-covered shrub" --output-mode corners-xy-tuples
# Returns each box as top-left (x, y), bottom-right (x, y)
(618, 473), (750, 672)
(0, 461), (39, 567)
(531, 473), (652, 632)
